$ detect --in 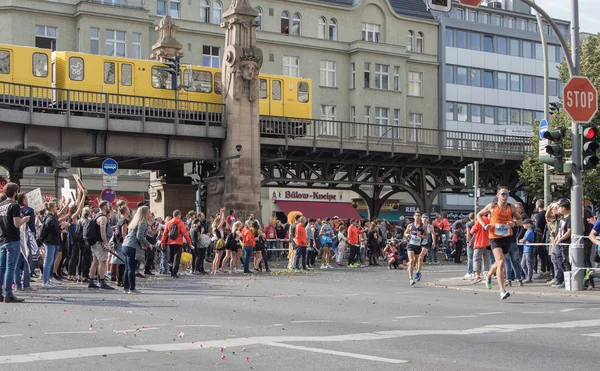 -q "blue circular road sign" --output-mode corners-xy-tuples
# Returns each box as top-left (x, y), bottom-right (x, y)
(539, 119), (548, 140)
(102, 158), (118, 175)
